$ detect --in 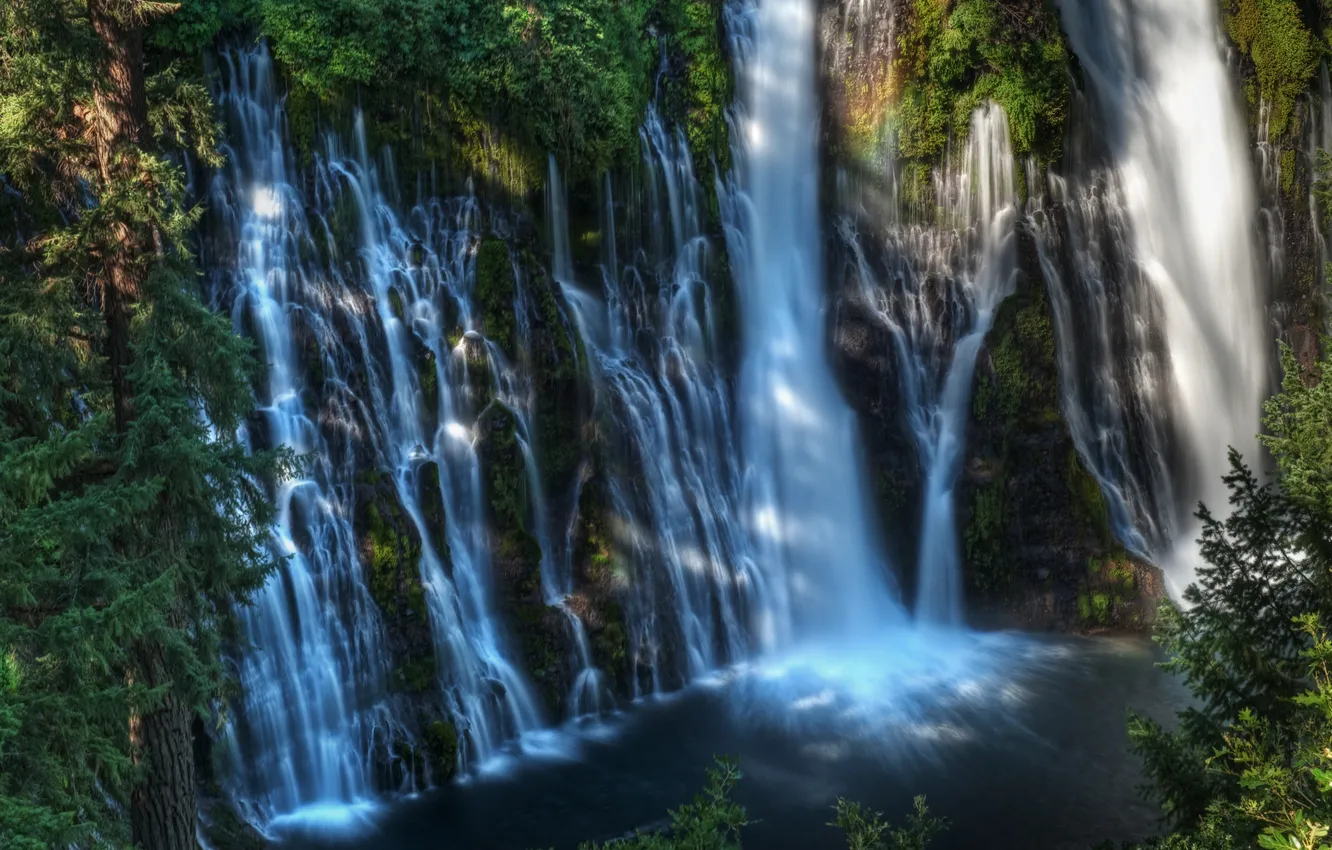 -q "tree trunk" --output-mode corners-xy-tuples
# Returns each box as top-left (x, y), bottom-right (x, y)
(88, 0), (149, 434)
(129, 654), (197, 850)
(87, 4), (198, 847)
